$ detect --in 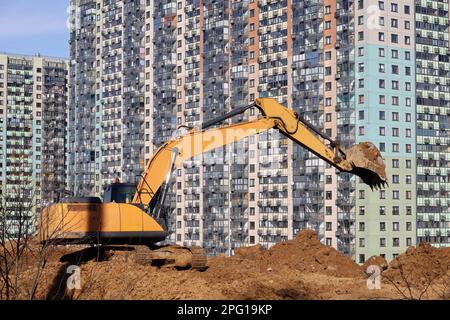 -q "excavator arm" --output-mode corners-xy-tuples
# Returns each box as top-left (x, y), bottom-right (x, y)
(133, 98), (387, 211)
